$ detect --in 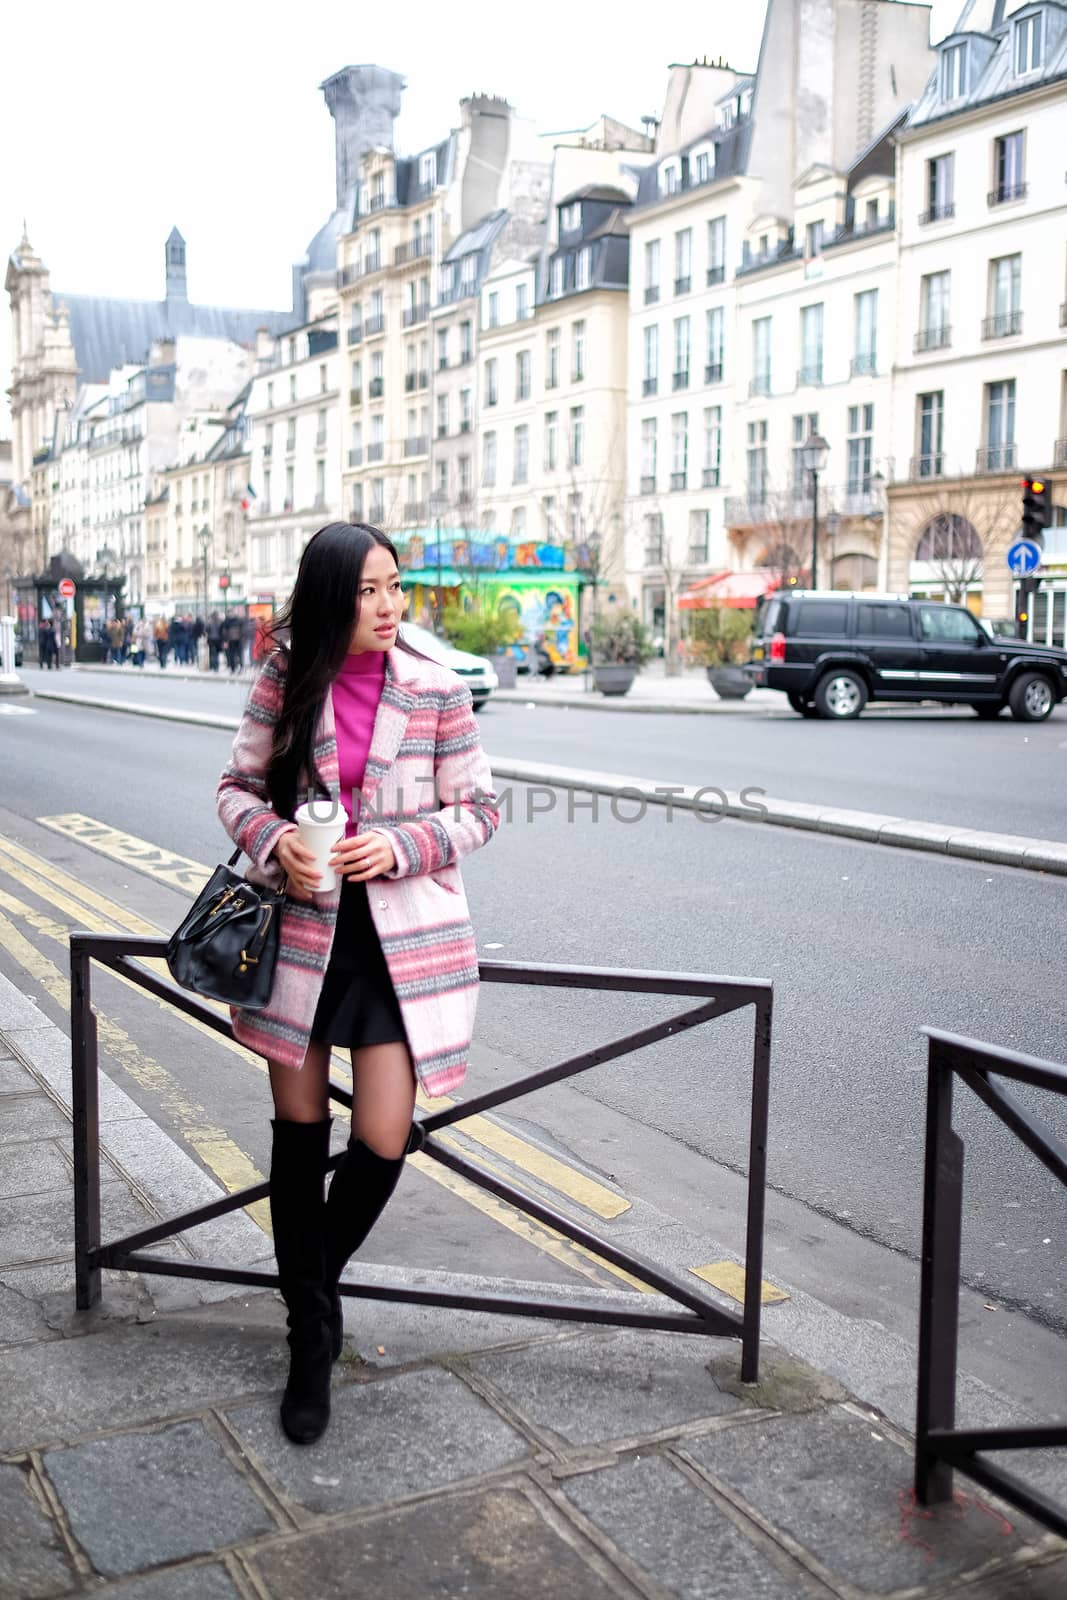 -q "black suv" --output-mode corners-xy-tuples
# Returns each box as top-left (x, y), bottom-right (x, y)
(746, 591), (1067, 721)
